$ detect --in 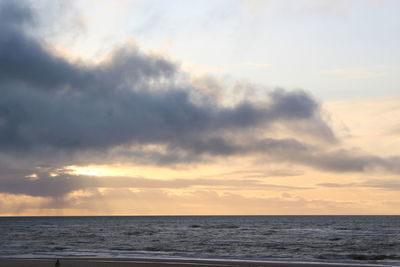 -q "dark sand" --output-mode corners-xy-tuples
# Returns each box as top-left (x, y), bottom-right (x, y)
(0, 258), (388, 267)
